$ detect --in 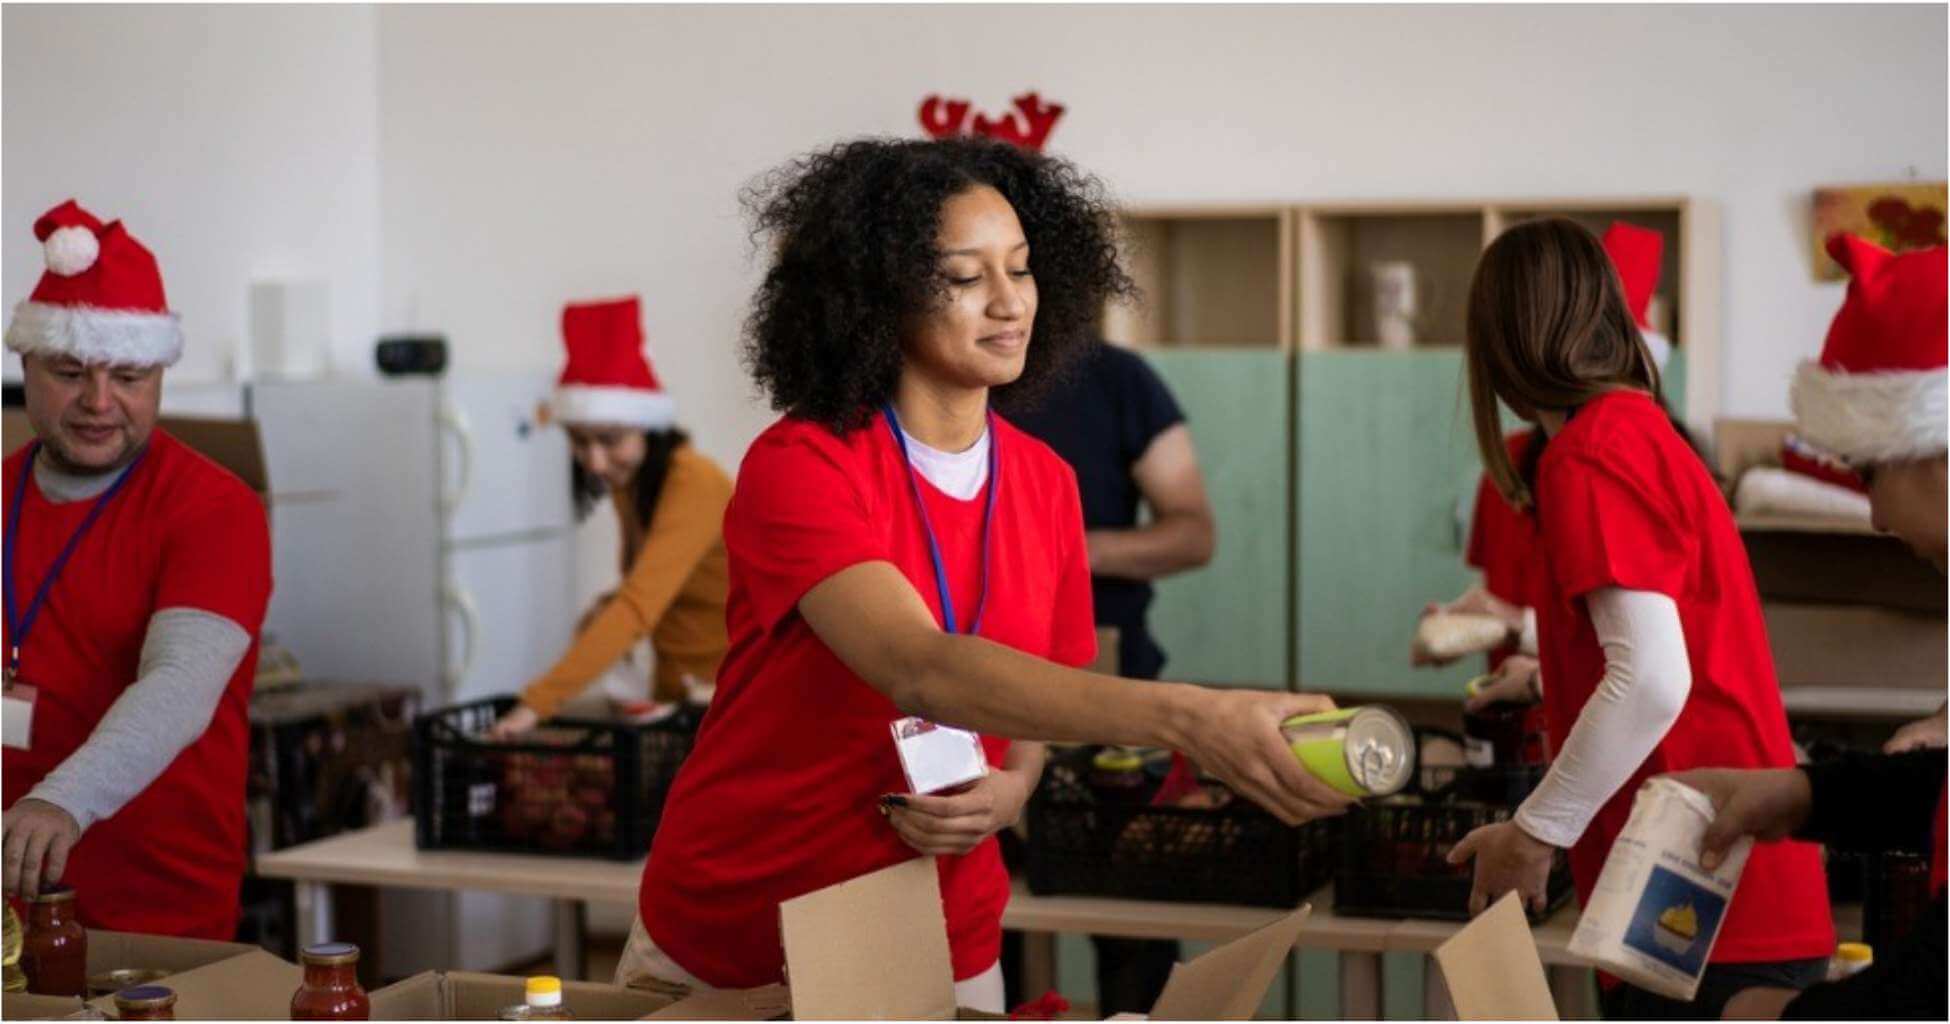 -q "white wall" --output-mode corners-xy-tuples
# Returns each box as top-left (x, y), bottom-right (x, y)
(5, 4), (1939, 450)
(5, 5), (1942, 608)
(374, 2), (1945, 466)
(2, 5), (382, 386)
